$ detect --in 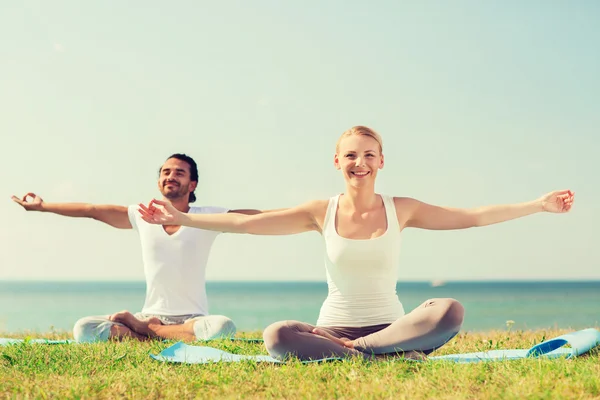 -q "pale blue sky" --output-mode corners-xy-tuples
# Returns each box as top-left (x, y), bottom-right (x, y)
(2, 1), (598, 282)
